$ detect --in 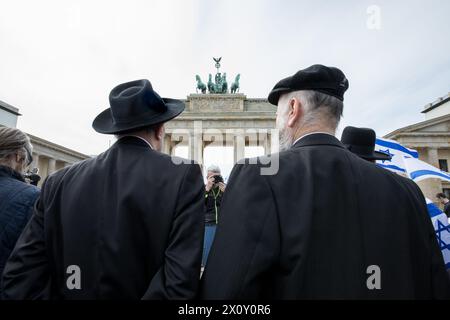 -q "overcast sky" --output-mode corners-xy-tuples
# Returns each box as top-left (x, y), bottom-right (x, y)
(1, 0), (449, 164)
